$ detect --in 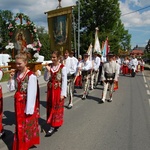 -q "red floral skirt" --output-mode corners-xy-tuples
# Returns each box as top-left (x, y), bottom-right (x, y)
(140, 66), (144, 72)
(122, 65), (129, 75)
(47, 82), (64, 127)
(13, 92), (40, 150)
